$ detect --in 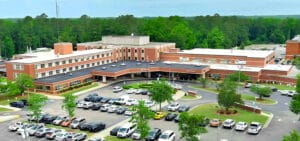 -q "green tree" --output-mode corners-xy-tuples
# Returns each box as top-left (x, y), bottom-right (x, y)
(149, 80), (174, 111)
(206, 27), (225, 49)
(296, 75), (300, 94)
(61, 93), (77, 117)
(228, 71), (249, 82)
(293, 57), (300, 70)
(283, 130), (300, 141)
(130, 100), (154, 140)
(14, 73), (34, 96)
(250, 85), (272, 99)
(168, 23), (196, 49)
(6, 81), (20, 97)
(218, 78), (243, 111)
(2, 36), (15, 58)
(290, 75), (300, 120)
(178, 112), (207, 141)
(198, 77), (208, 88)
(28, 94), (48, 123)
